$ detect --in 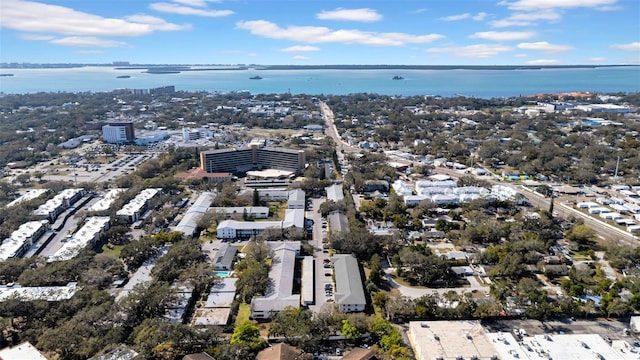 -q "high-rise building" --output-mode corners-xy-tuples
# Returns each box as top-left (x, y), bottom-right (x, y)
(102, 122), (135, 144)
